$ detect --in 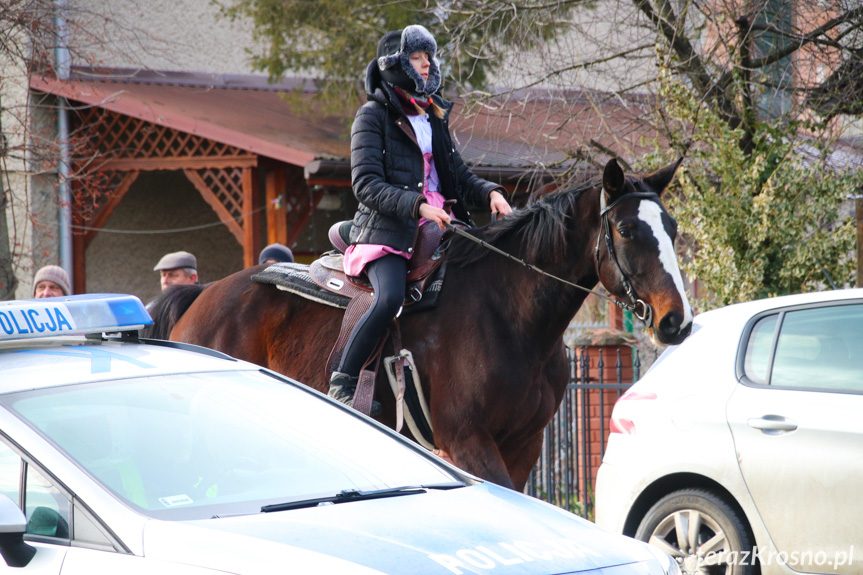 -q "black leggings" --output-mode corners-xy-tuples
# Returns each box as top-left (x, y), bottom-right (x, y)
(337, 254), (408, 377)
